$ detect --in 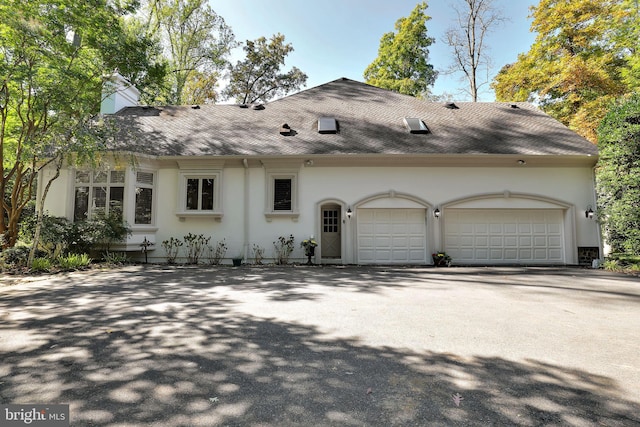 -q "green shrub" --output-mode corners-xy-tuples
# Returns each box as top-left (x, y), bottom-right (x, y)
(162, 237), (183, 264)
(31, 257), (53, 272)
(104, 251), (129, 265)
(0, 244), (32, 269)
(57, 253), (91, 270)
